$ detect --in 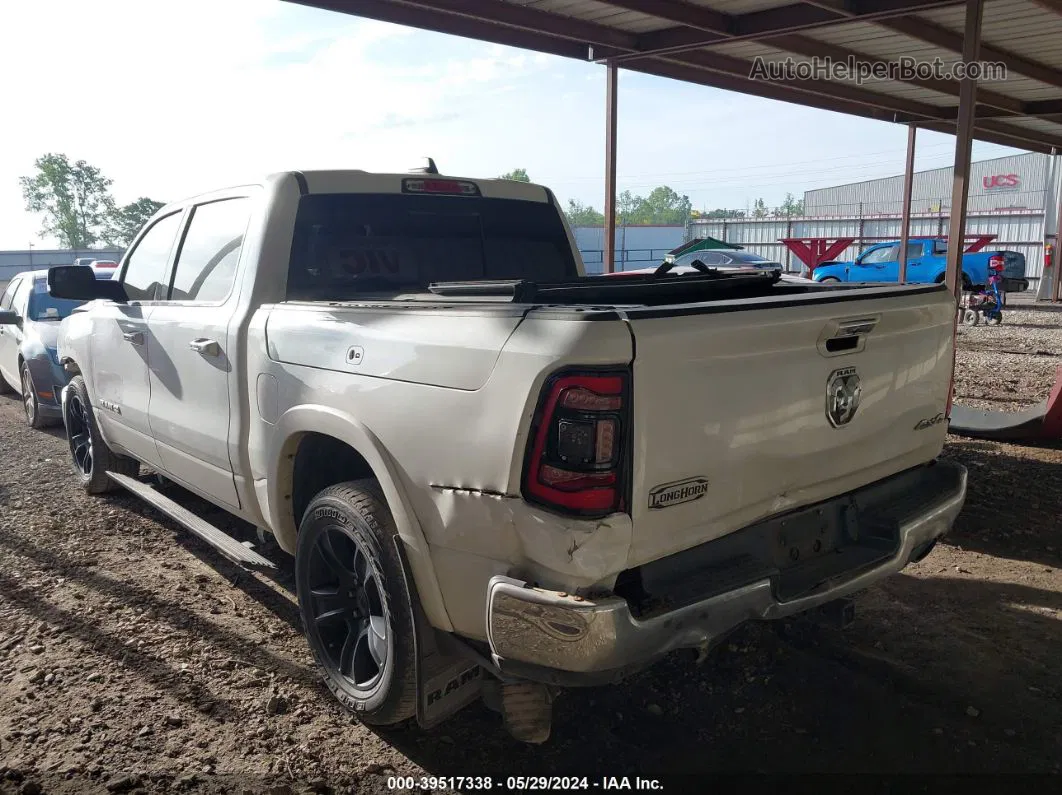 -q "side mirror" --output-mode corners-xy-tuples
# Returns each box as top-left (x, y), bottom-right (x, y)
(48, 265), (127, 302)
(0, 310), (20, 326)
